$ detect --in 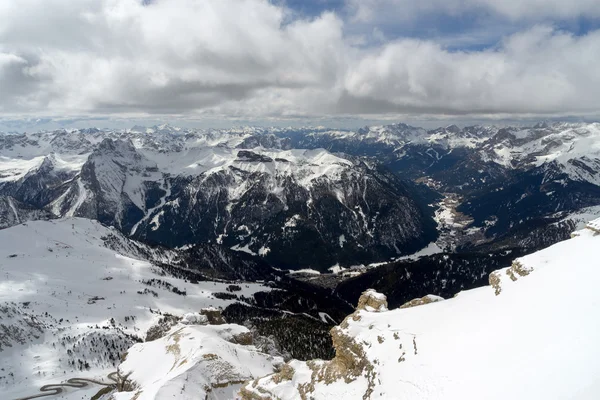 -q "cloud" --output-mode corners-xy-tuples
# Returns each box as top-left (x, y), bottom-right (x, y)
(0, 0), (599, 120)
(343, 26), (600, 115)
(0, 0), (347, 115)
